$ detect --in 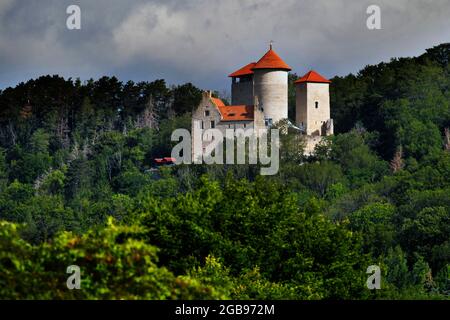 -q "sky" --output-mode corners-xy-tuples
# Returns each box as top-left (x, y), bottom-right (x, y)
(0, 0), (450, 93)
